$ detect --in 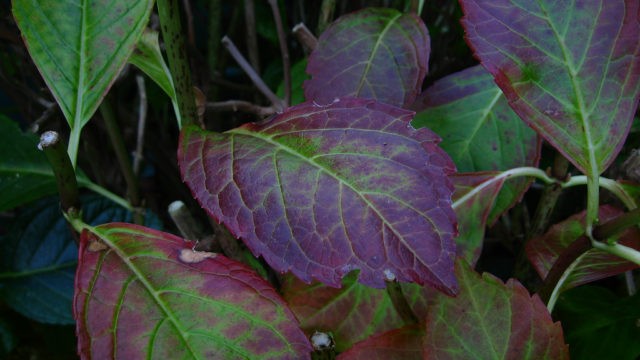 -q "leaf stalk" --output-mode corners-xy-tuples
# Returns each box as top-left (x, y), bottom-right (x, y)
(38, 130), (81, 215)
(157, 0), (198, 128)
